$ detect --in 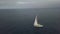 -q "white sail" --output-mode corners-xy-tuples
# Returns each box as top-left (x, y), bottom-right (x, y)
(34, 16), (43, 27)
